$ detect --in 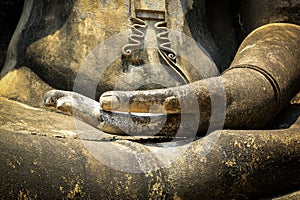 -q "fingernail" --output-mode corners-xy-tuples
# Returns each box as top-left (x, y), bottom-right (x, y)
(100, 95), (120, 111)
